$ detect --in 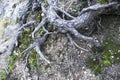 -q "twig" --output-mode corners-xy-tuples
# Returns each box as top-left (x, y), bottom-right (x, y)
(67, 33), (89, 52)
(34, 46), (50, 64)
(55, 7), (75, 19)
(32, 17), (47, 38)
(17, 21), (36, 31)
